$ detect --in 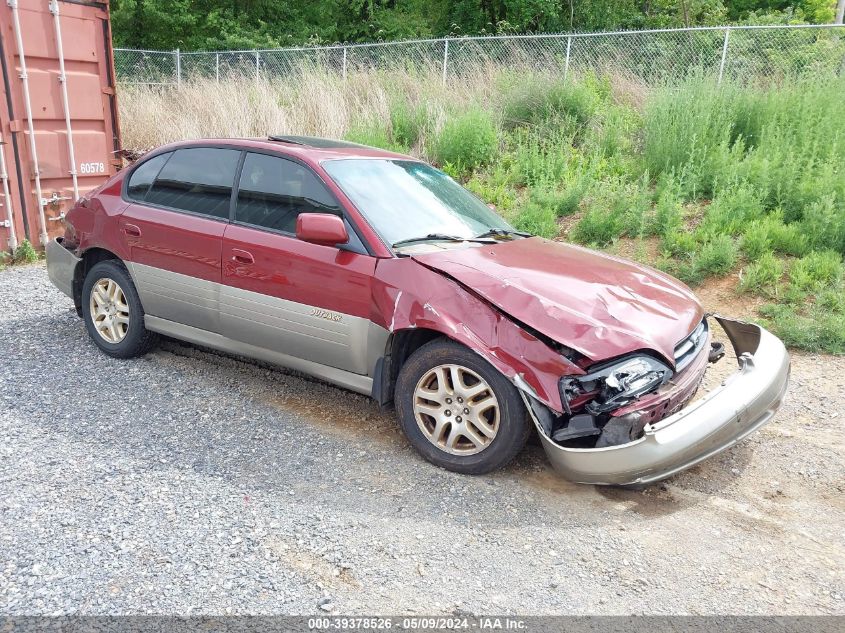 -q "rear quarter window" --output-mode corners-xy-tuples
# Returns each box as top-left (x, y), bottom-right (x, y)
(126, 152), (171, 201)
(146, 147), (241, 219)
